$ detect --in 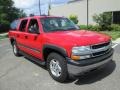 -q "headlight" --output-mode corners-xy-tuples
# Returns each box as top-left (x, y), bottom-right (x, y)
(71, 46), (91, 60)
(72, 46), (91, 55)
